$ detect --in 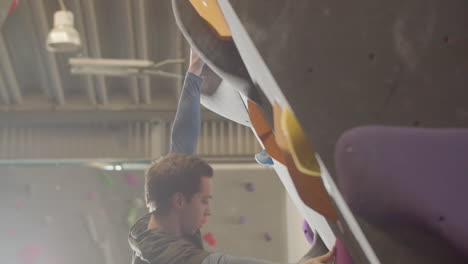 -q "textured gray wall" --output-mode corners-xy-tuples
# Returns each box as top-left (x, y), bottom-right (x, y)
(0, 165), (287, 264)
(203, 167), (287, 262)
